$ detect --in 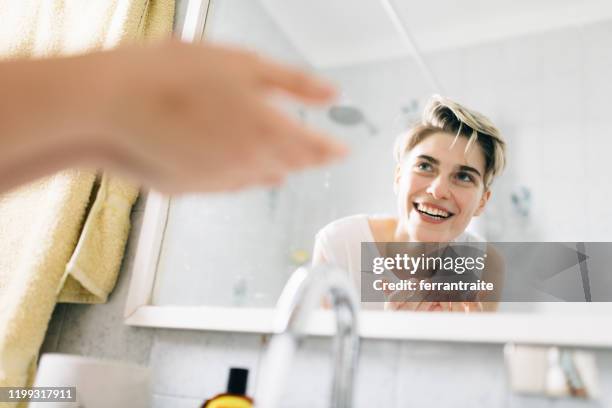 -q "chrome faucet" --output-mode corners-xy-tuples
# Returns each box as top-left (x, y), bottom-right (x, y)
(255, 265), (360, 408)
